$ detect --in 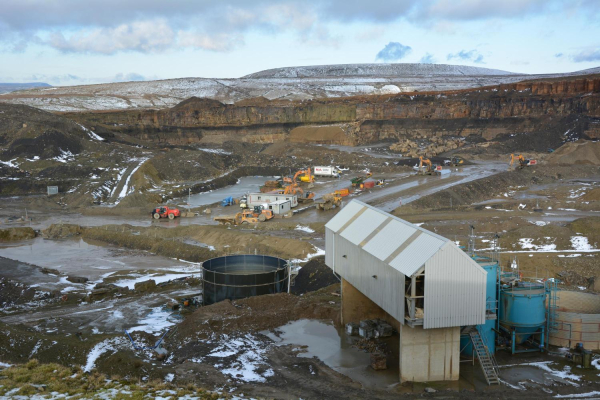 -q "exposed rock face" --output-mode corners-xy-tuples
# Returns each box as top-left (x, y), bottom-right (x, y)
(67, 77), (600, 149)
